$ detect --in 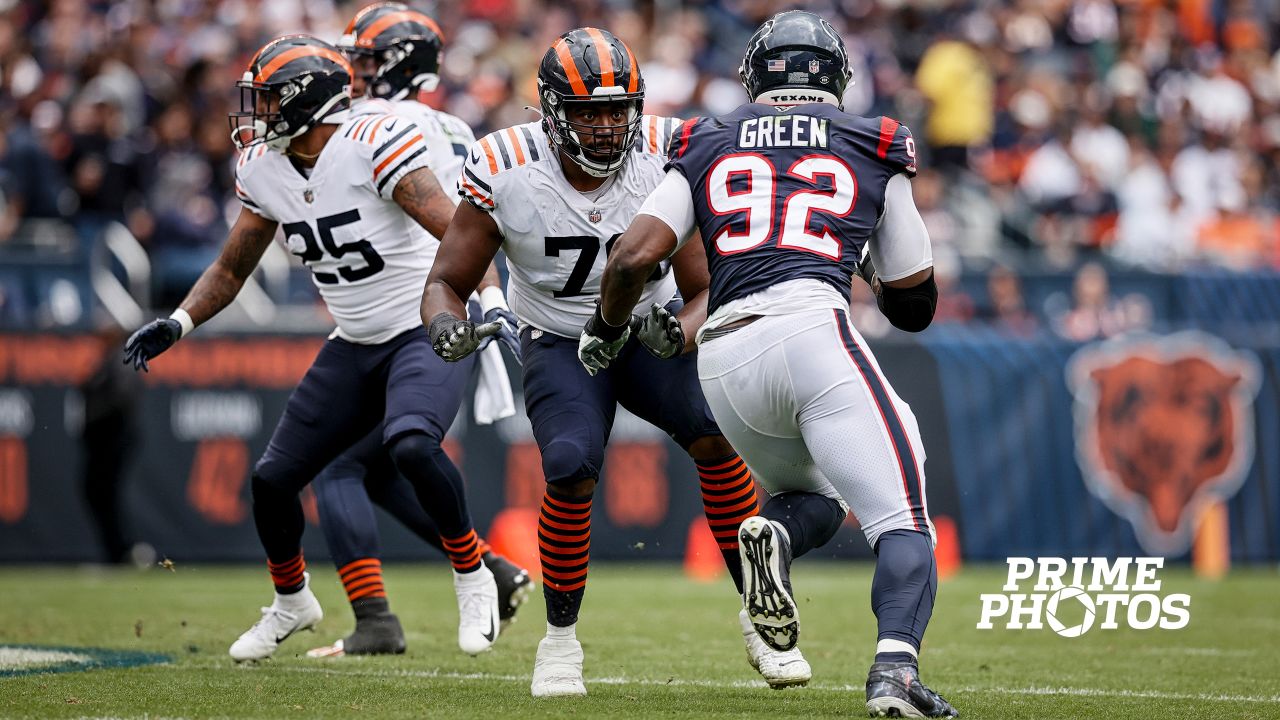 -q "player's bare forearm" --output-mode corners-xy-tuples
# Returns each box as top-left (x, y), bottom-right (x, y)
(599, 215), (679, 326)
(477, 260), (502, 293)
(178, 210), (276, 326)
(422, 200), (503, 324)
(669, 231), (709, 347)
(393, 167), (455, 239)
